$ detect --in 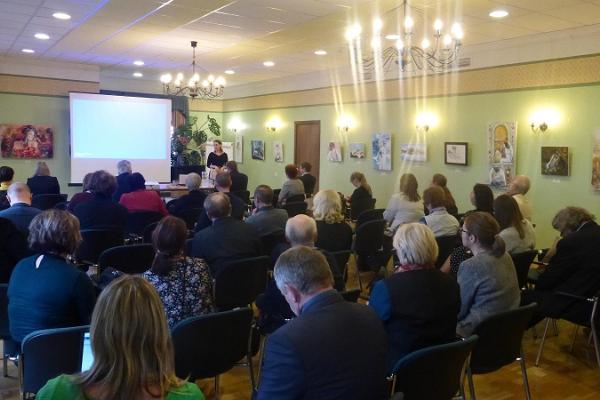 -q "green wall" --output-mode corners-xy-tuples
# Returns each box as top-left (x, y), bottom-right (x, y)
(220, 84), (600, 248)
